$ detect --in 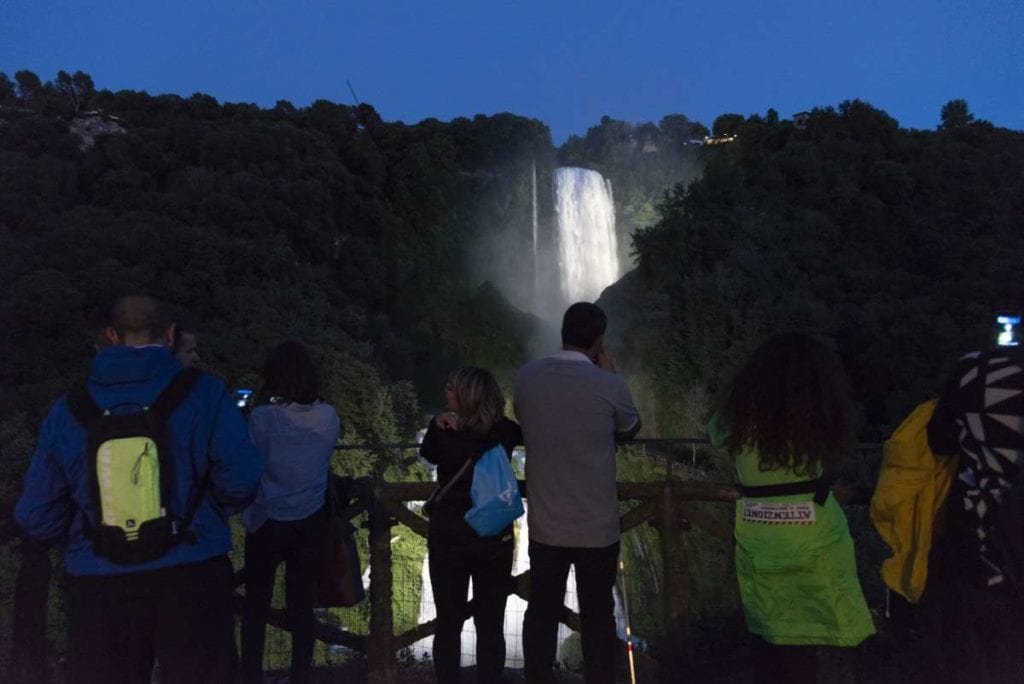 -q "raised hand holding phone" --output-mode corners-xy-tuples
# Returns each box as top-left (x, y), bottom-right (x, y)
(591, 339), (616, 372)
